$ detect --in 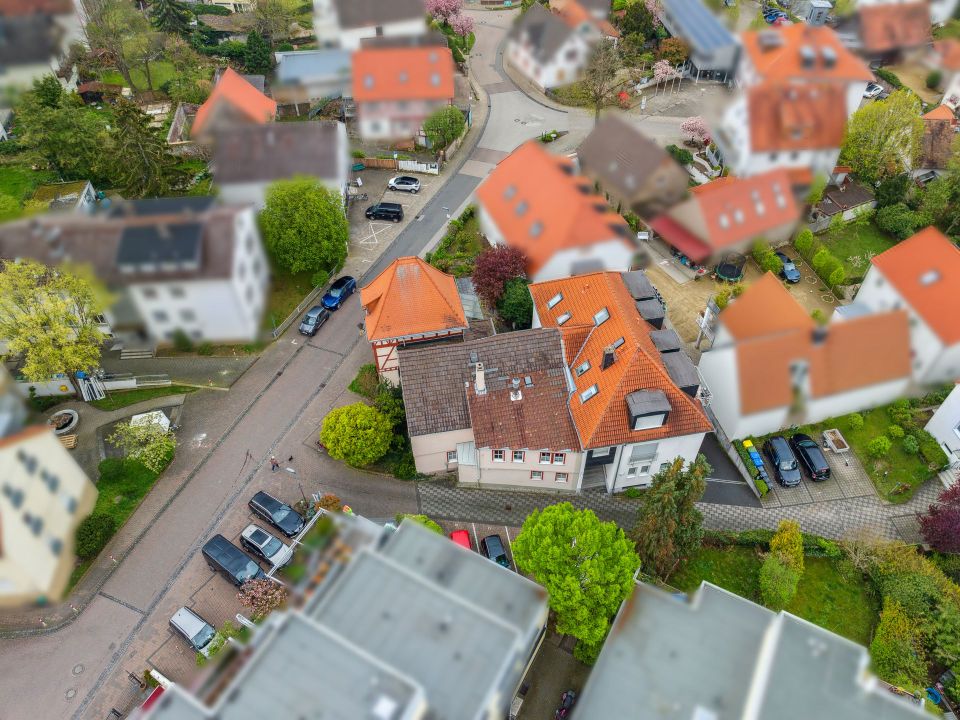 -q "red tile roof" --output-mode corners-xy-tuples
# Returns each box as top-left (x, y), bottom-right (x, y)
(923, 104), (955, 121)
(656, 170), (800, 258)
(721, 272), (814, 341)
(747, 82), (847, 151)
(740, 24), (873, 84)
(932, 39), (960, 72)
(557, 0), (619, 37)
(530, 272), (712, 449)
(871, 226), (960, 345)
(192, 67), (276, 138)
(859, 2), (931, 54)
(351, 46), (455, 102)
(475, 142), (633, 276)
(360, 256), (467, 342)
